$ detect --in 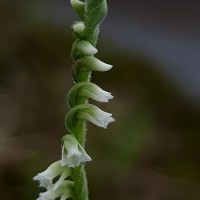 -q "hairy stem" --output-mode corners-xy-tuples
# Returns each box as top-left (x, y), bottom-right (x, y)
(68, 0), (109, 199)
(72, 165), (89, 200)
